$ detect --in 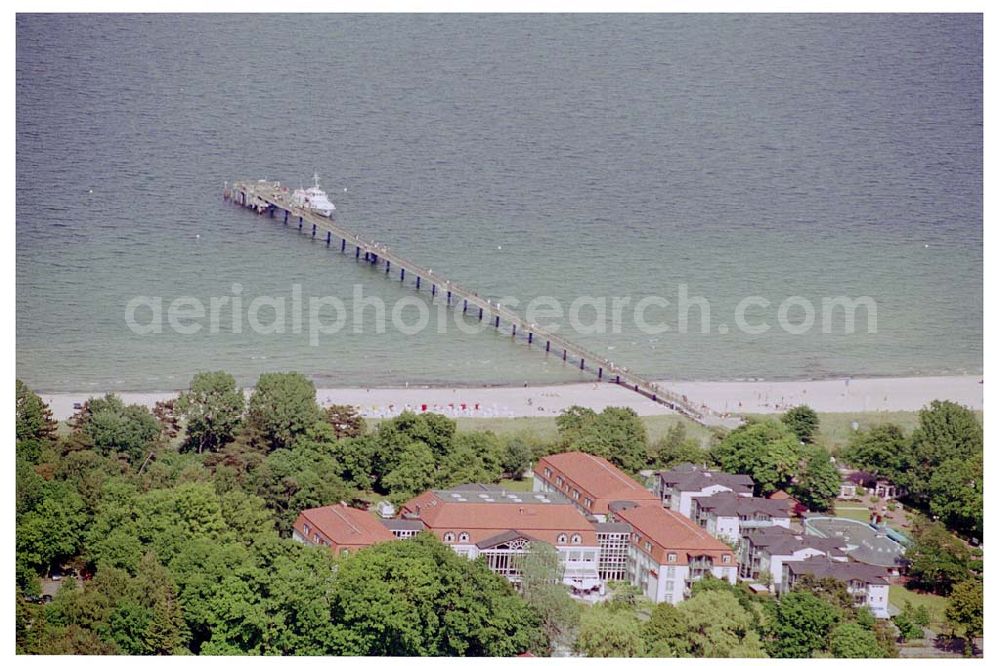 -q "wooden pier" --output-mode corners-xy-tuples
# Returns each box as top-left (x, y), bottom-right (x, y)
(224, 179), (740, 428)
